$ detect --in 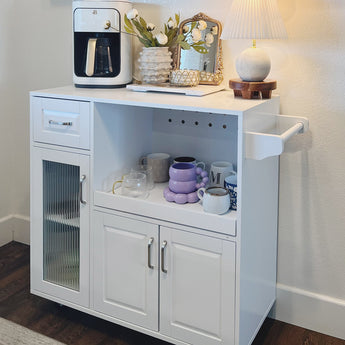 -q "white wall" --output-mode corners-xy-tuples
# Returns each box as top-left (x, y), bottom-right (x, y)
(0, 0), (72, 244)
(1, 0), (344, 340)
(138, 0), (345, 339)
(267, 0), (345, 339)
